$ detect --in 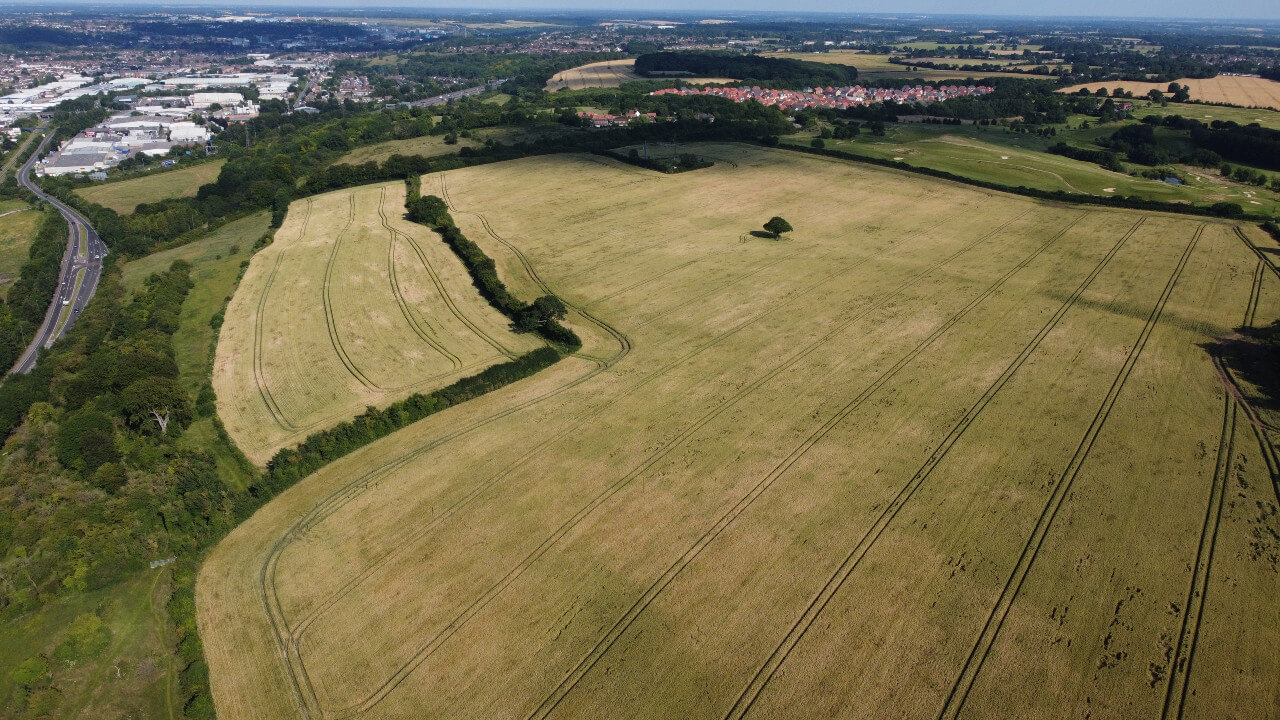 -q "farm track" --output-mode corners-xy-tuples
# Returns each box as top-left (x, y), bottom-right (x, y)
(259, 350), (614, 720)
(254, 250), (297, 431)
(394, 189), (523, 360)
(439, 174), (632, 365)
(252, 199), (313, 432)
(322, 193), (379, 391)
(1161, 392), (1238, 719)
(1163, 257), (1270, 715)
(332, 207), (1049, 718)
(712, 216), (1145, 720)
(281, 204), (957, 652)
(934, 225), (1205, 720)
(1210, 261), (1280, 501)
(583, 257), (702, 309)
(377, 187), (463, 371)
(247, 182), (531, 451)
(1227, 241), (1280, 487)
(1234, 226), (1280, 282)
